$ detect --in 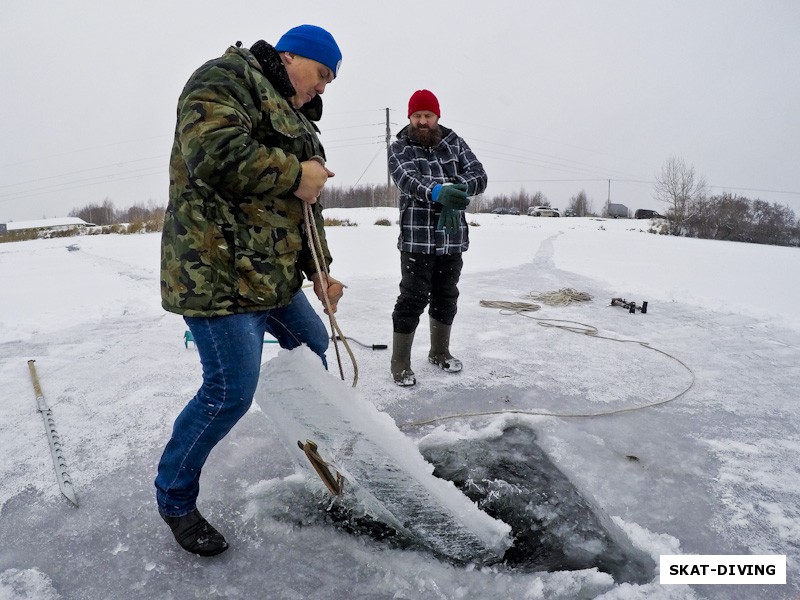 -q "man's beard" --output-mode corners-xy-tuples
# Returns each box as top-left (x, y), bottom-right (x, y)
(408, 124), (443, 147)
